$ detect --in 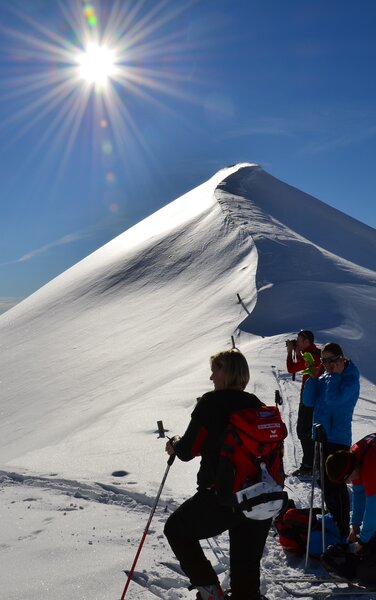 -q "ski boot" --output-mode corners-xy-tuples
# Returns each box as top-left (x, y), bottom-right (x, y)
(196, 583), (225, 599)
(321, 543), (357, 580)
